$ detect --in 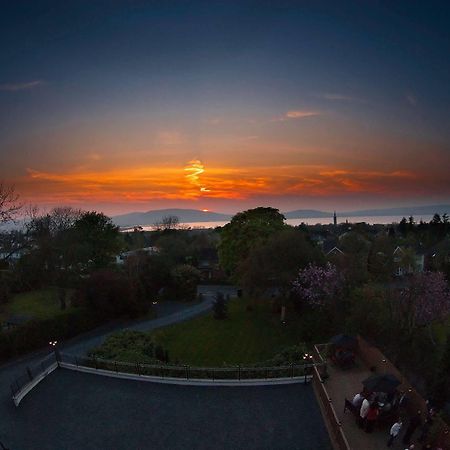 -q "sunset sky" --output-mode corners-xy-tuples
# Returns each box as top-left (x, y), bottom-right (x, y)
(1, 1), (450, 215)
